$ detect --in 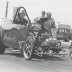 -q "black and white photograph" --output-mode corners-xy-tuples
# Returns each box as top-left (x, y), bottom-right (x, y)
(0, 0), (72, 72)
